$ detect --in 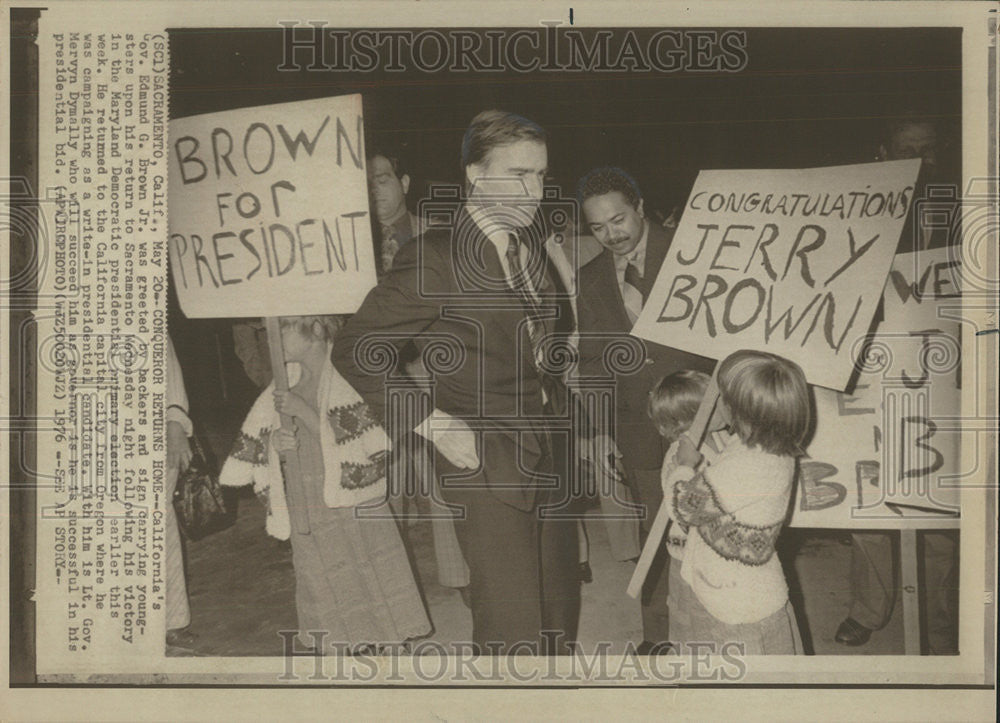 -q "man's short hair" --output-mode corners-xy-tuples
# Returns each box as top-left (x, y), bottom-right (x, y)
(576, 166), (642, 210)
(366, 145), (408, 181)
(882, 112), (939, 147)
(461, 110), (547, 169)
